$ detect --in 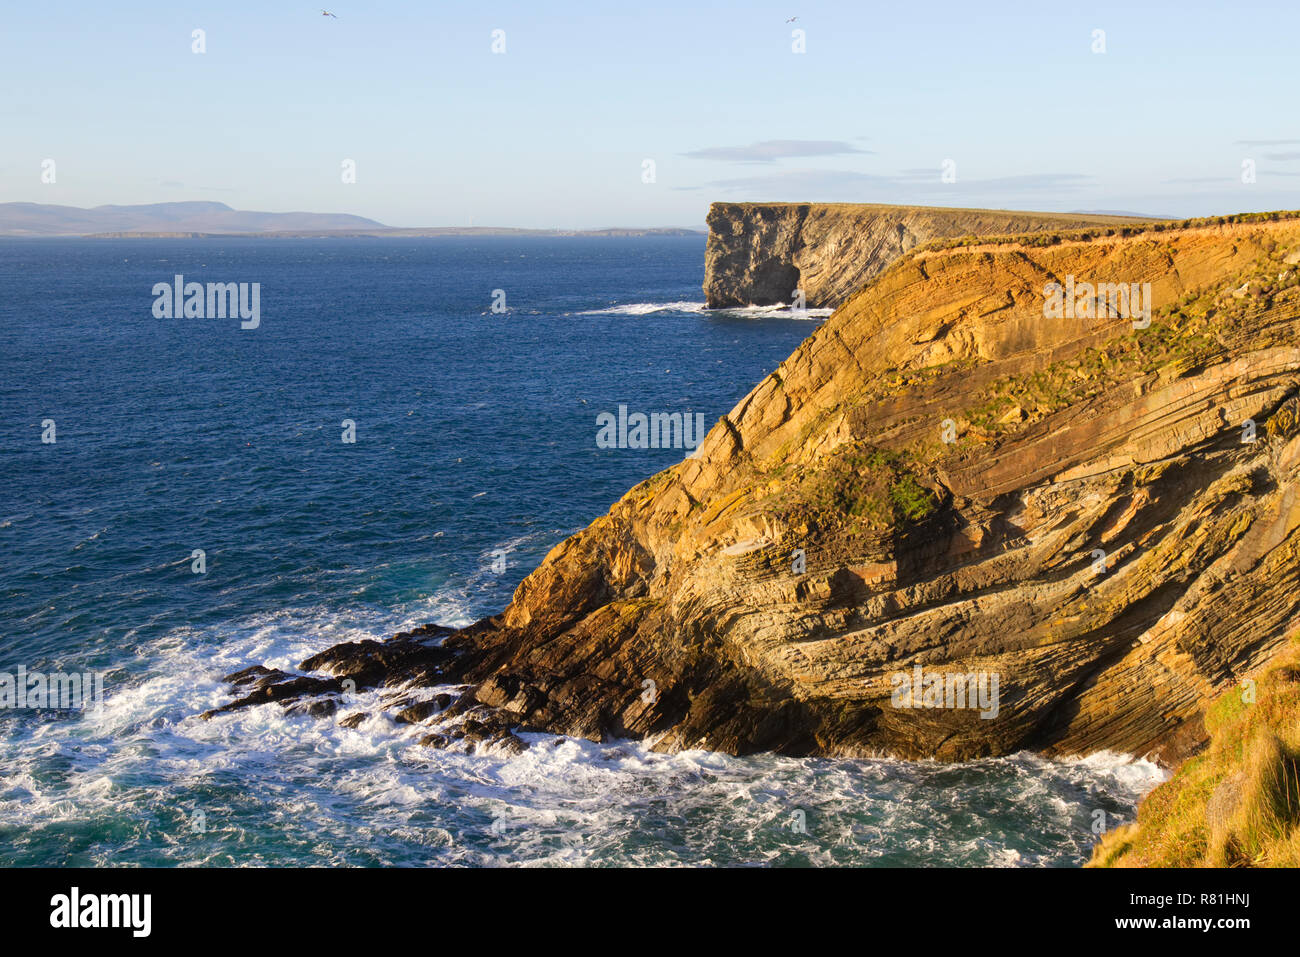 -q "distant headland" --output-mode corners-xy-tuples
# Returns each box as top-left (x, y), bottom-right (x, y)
(0, 201), (705, 238)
